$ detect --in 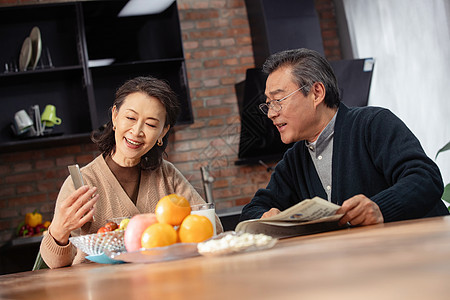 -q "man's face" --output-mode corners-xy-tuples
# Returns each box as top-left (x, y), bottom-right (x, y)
(264, 66), (319, 144)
